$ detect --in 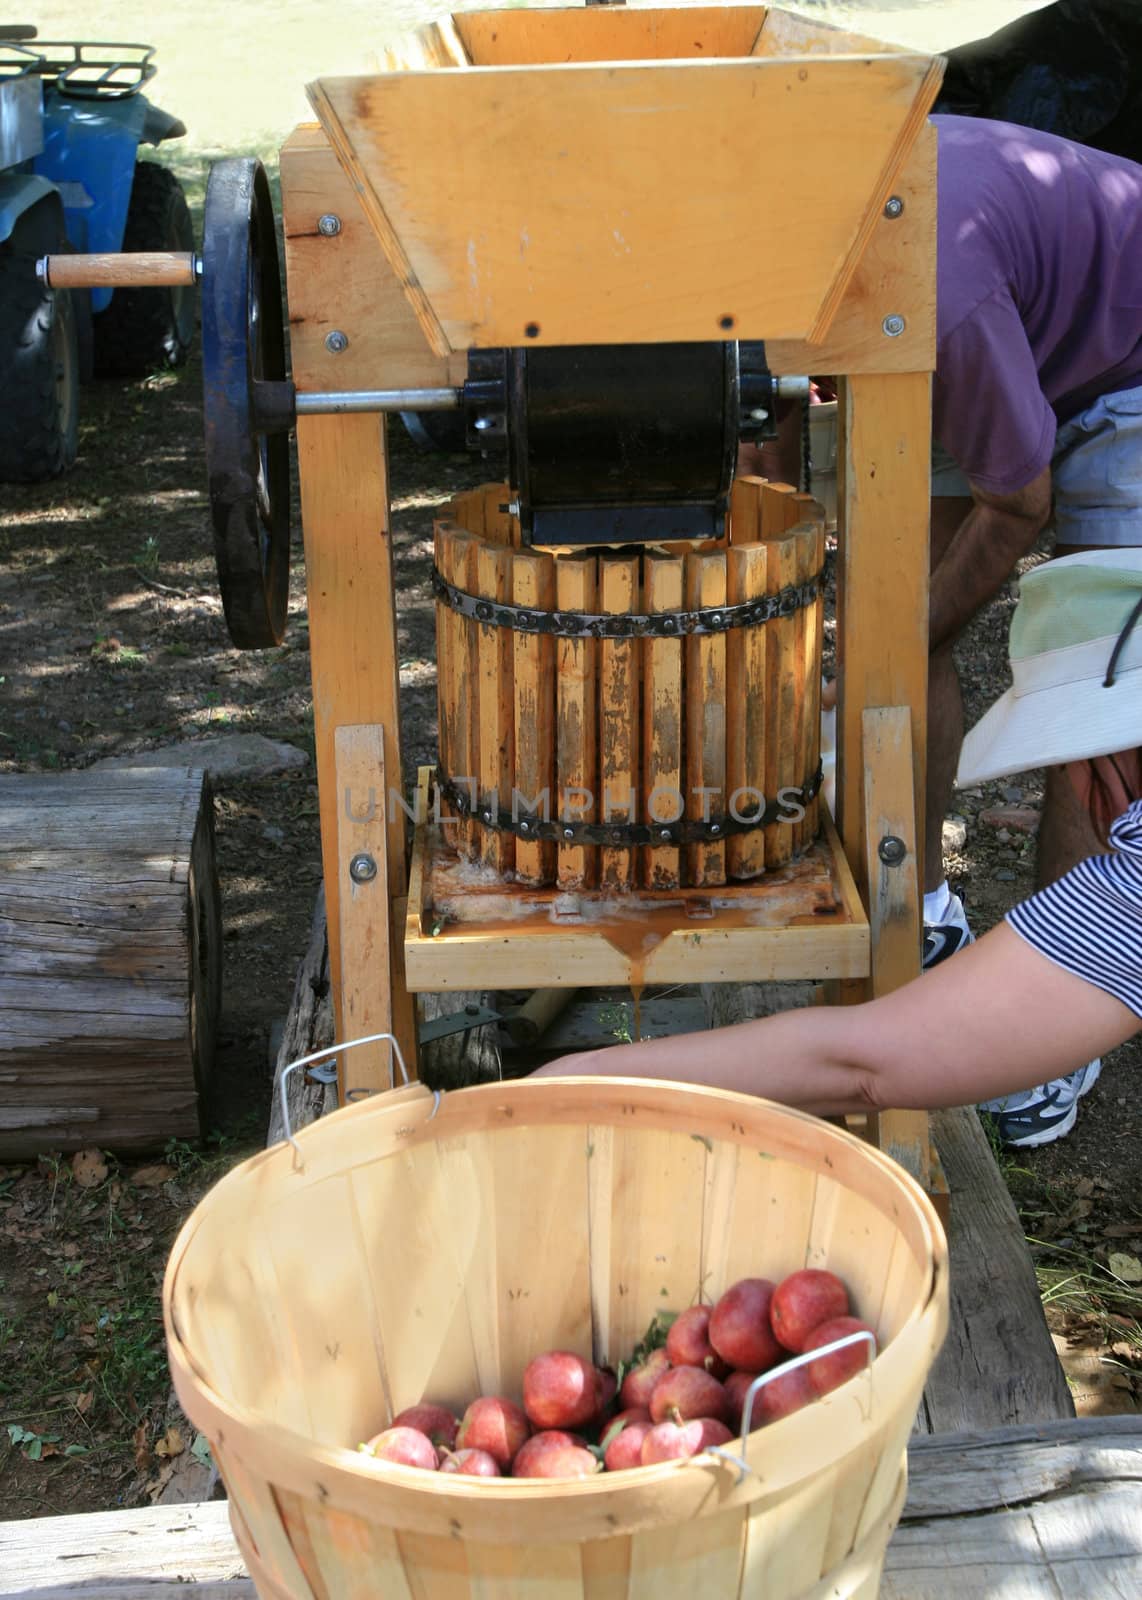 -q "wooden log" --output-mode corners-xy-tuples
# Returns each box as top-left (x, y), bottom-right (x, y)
(475, 541), (515, 877)
(418, 990), (502, 1091)
(684, 550), (728, 886)
(266, 890), (336, 1148)
(641, 551), (685, 890)
(511, 549), (556, 885)
(792, 524), (820, 852)
(0, 769), (220, 1156)
(555, 553), (597, 890)
(598, 552), (640, 892)
(434, 520), (460, 844)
